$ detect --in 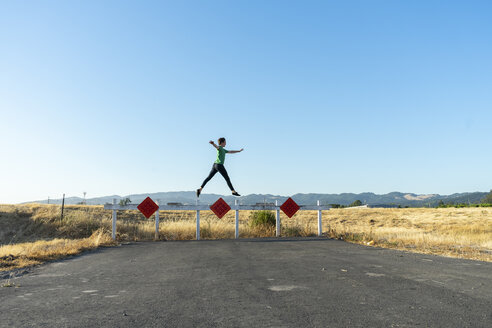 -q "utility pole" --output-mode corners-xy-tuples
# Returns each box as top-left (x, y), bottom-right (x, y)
(61, 194), (65, 221)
